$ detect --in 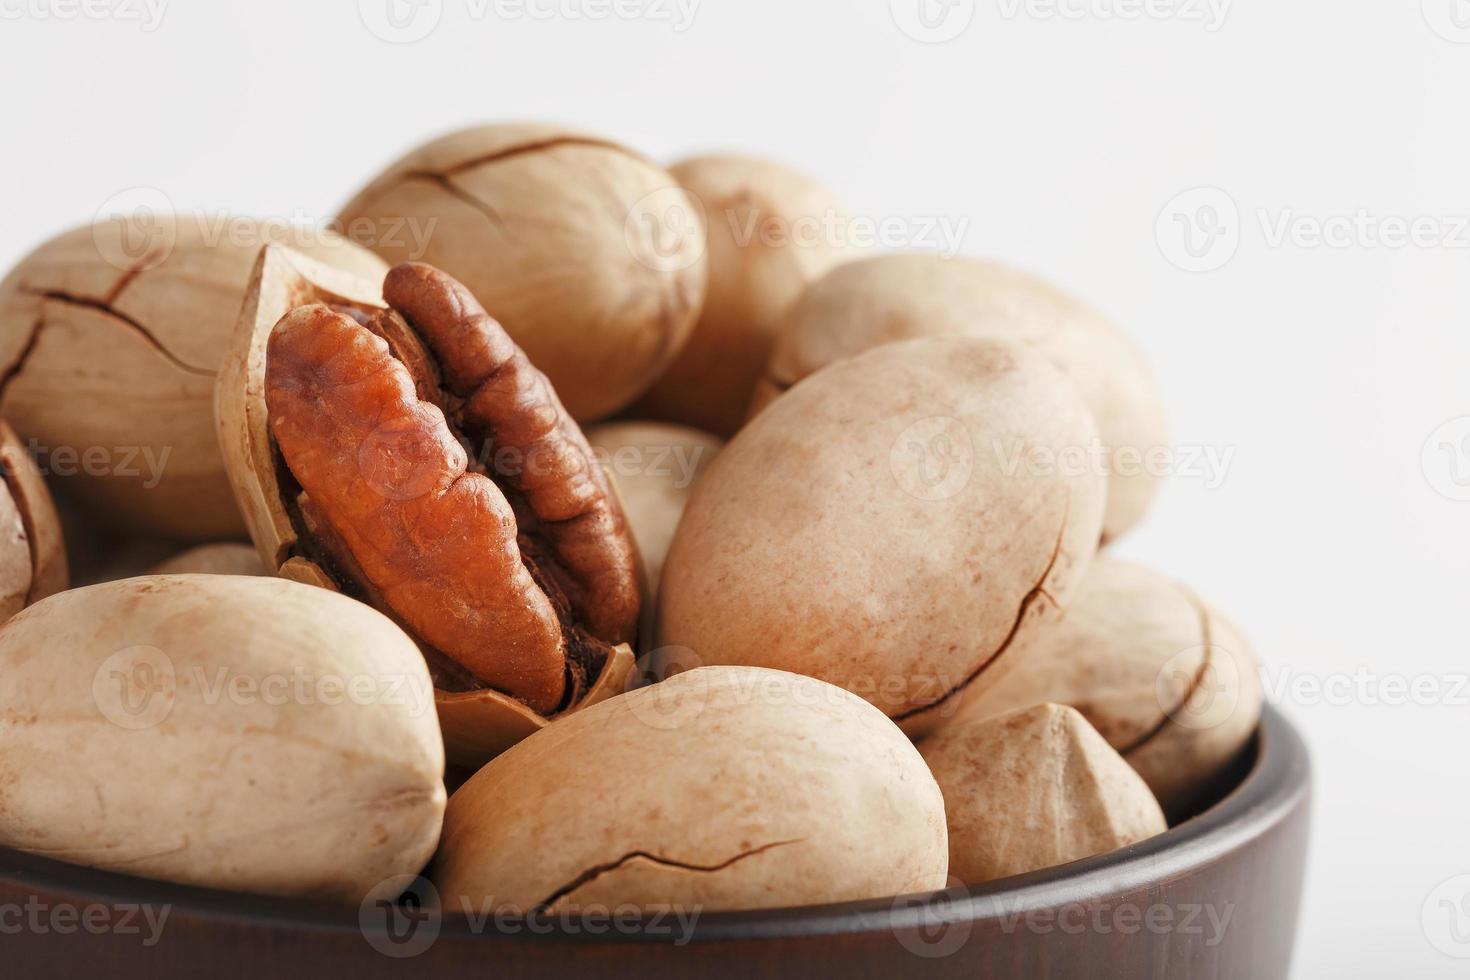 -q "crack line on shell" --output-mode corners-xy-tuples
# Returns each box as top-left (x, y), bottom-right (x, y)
(1119, 586), (1215, 758)
(0, 312), (48, 403)
(425, 136), (633, 178)
(892, 504), (1071, 723)
(400, 172), (508, 232)
(15, 288), (215, 378)
(363, 136), (647, 241)
(535, 838), (804, 910)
